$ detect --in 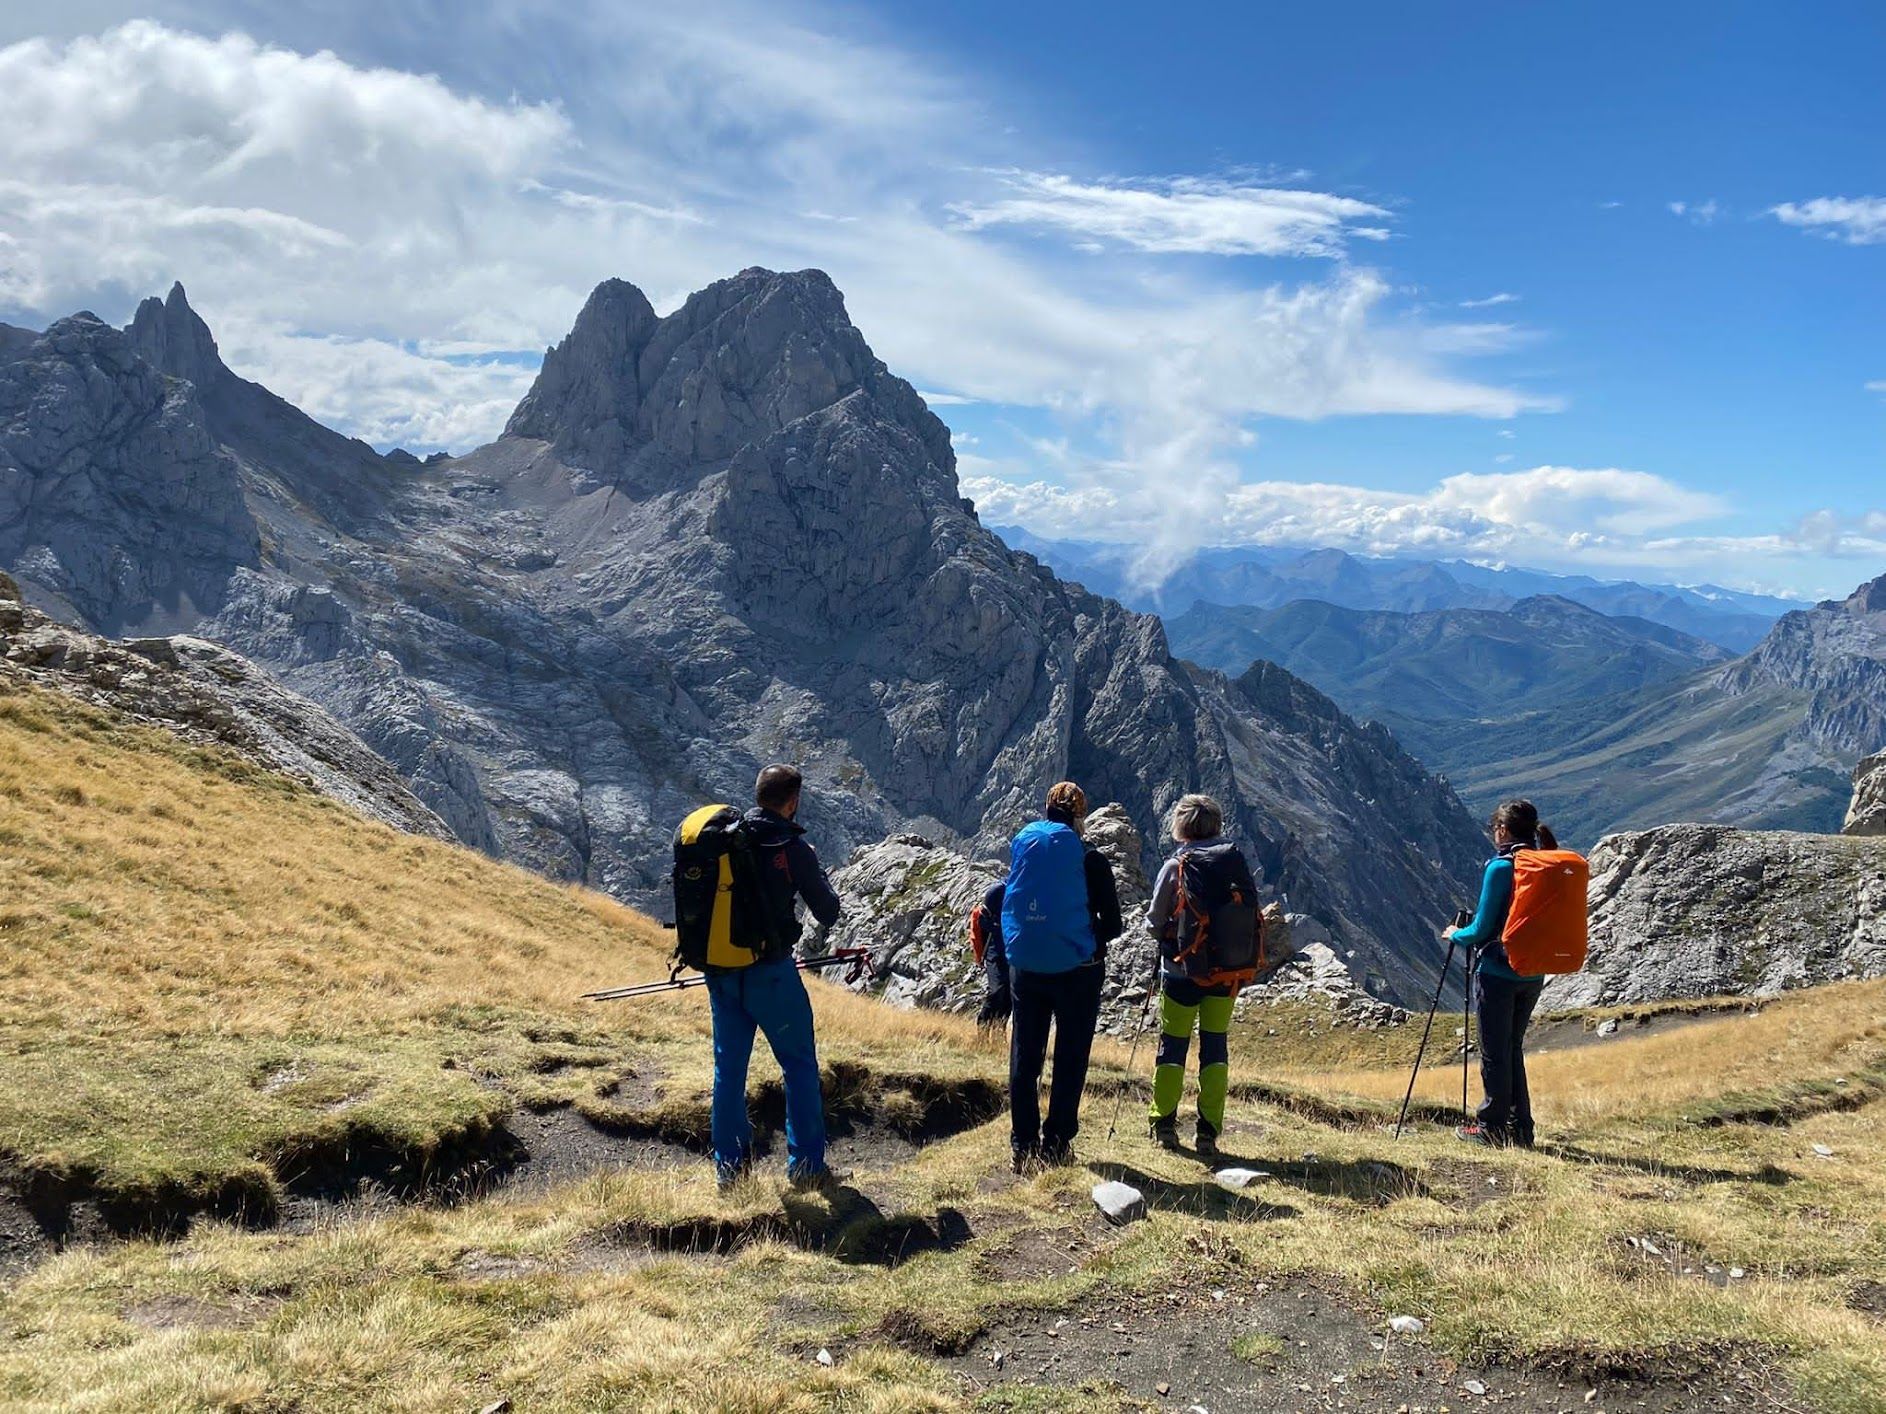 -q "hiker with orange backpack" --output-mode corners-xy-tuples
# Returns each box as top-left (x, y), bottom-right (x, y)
(1443, 798), (1587, 1149)
(1144, 793), (1264, 1157)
